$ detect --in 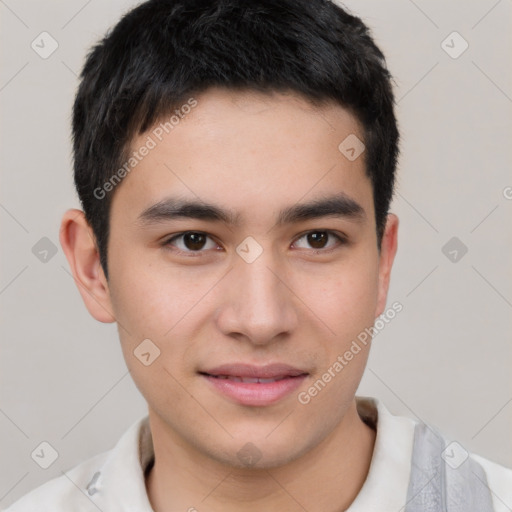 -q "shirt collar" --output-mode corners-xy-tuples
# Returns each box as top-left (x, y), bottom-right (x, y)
(88, 414), (154, 511)
(88, 396), (414, 511)
(347, 396), (415, 511)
